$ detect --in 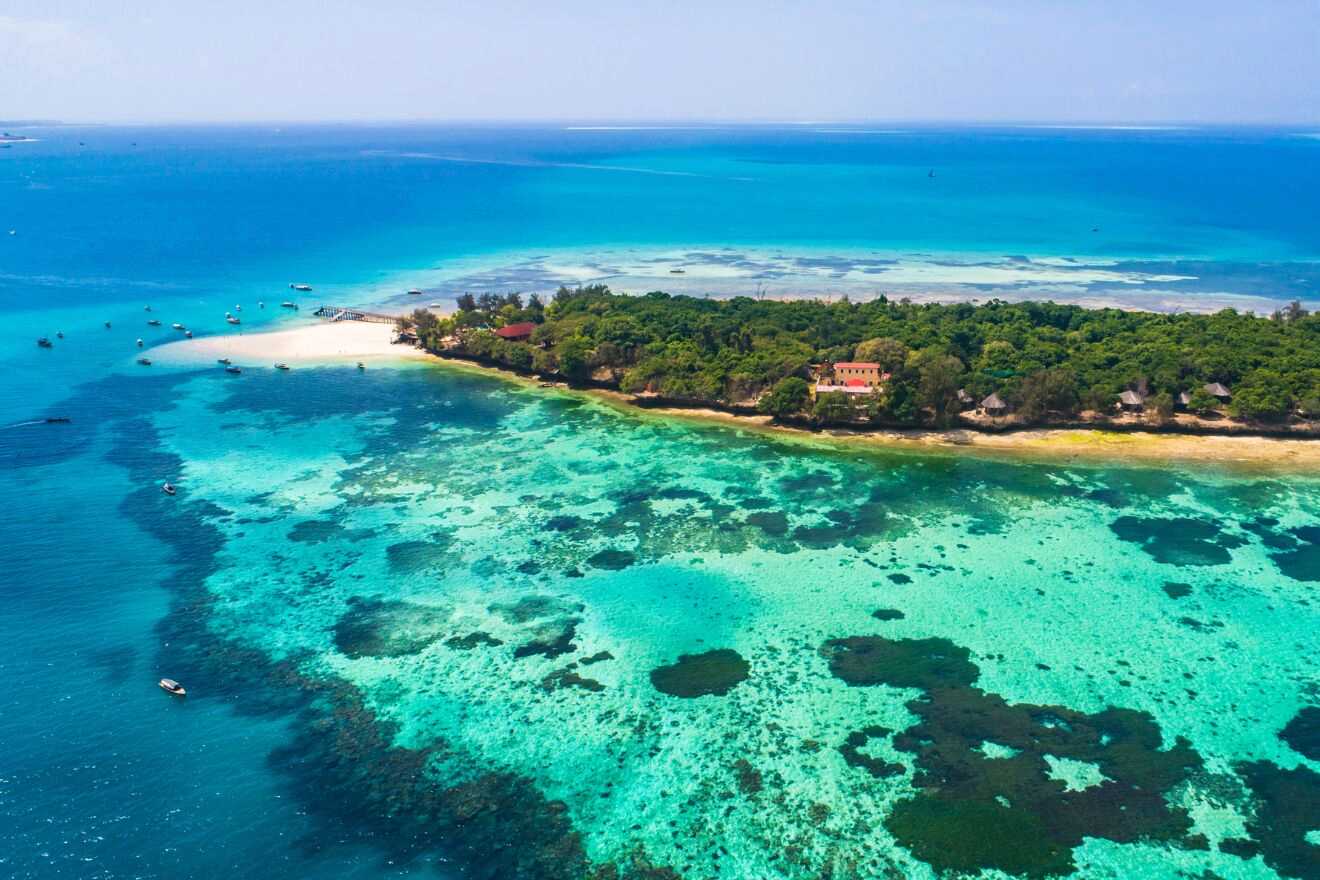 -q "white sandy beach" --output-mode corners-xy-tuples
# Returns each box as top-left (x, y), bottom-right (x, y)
(151, 319), (424, 367)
